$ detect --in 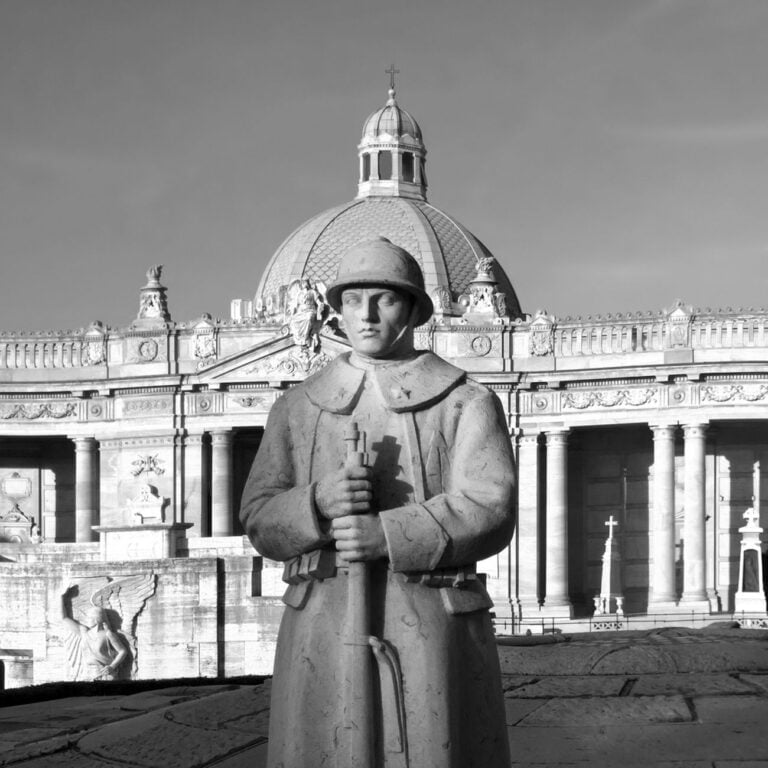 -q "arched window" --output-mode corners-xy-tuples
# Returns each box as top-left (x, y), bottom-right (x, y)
(362, 154), (371, 182)
(378, 151), (392, 180)
(402, 152), (414, 182)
